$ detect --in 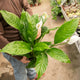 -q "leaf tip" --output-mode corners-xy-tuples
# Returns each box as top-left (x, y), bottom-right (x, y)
(0, 49), (2, 52)
(66, 59), (71, 63)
